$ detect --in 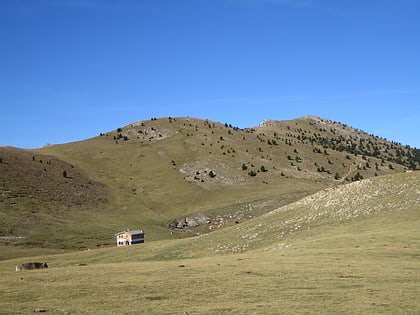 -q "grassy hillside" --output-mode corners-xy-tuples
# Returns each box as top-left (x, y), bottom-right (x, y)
(0, 147), (109, 255)
(0, 116), (418, 255)
(130, 171), (419, 260)
(0, 172), (418, 314)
